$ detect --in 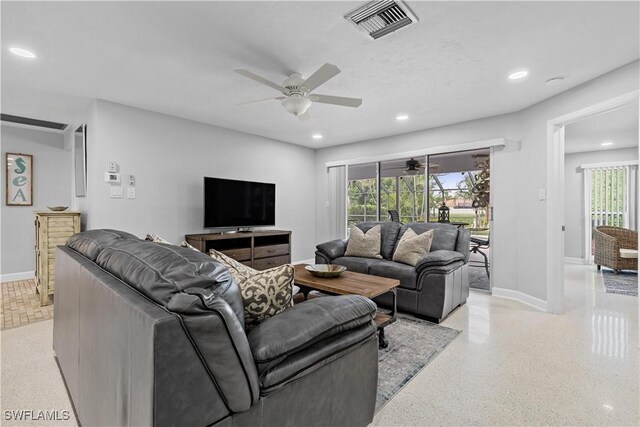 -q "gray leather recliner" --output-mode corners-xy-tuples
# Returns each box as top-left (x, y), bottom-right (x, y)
(316, 221), (470, 323)
(53, 229), (379, 427)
